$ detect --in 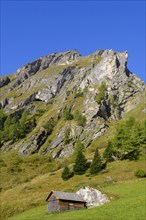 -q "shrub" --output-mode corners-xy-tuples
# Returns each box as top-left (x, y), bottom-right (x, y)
(64, 128), (71, 144)
(44, 117), (56, 135)
(95, 81), (107, 103)
(74, 88), (83, 98)
(134, 169), (146, 178)
(74, 110), (86, 127)
(63, 108), (73, 120)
